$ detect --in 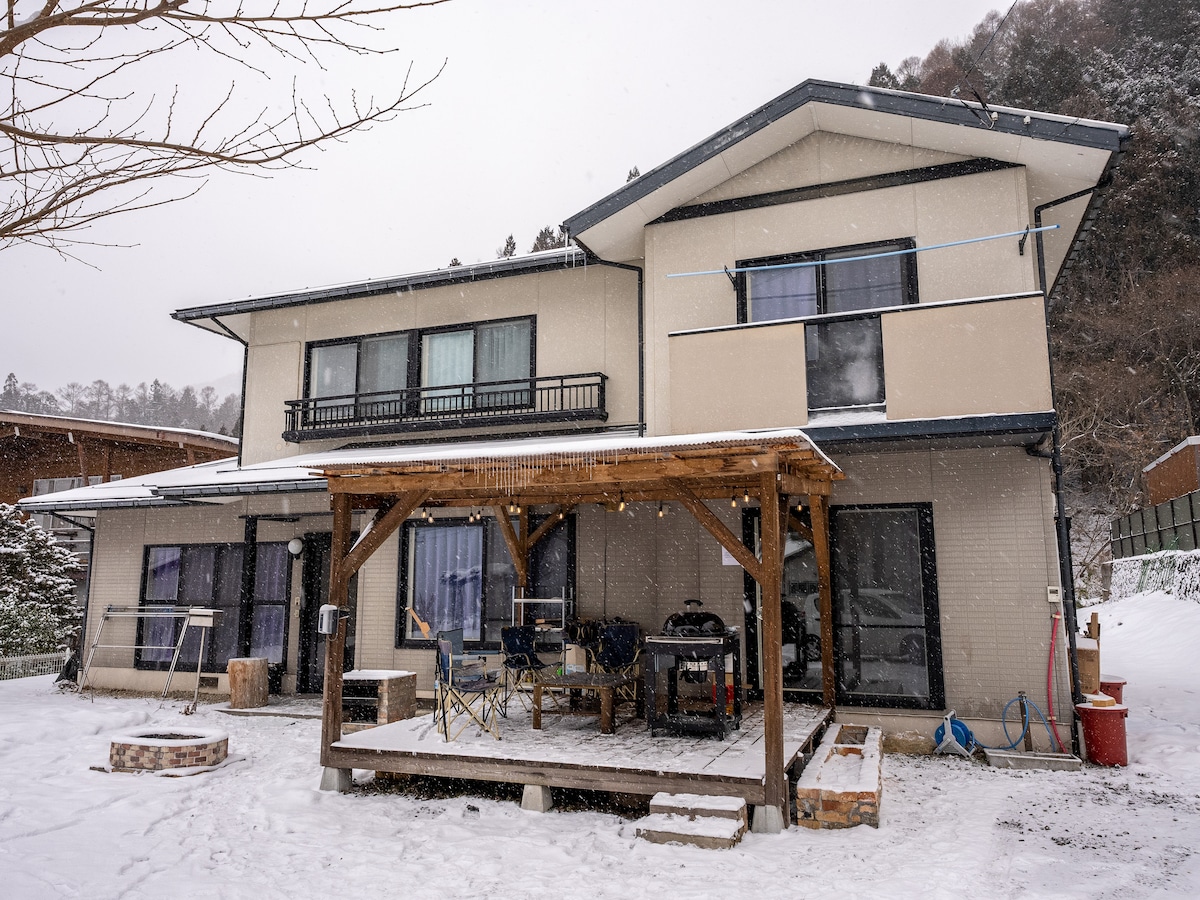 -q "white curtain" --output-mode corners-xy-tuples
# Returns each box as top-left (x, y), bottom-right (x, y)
(410, 524), (483, 640)
(422, 330), (474, 411)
